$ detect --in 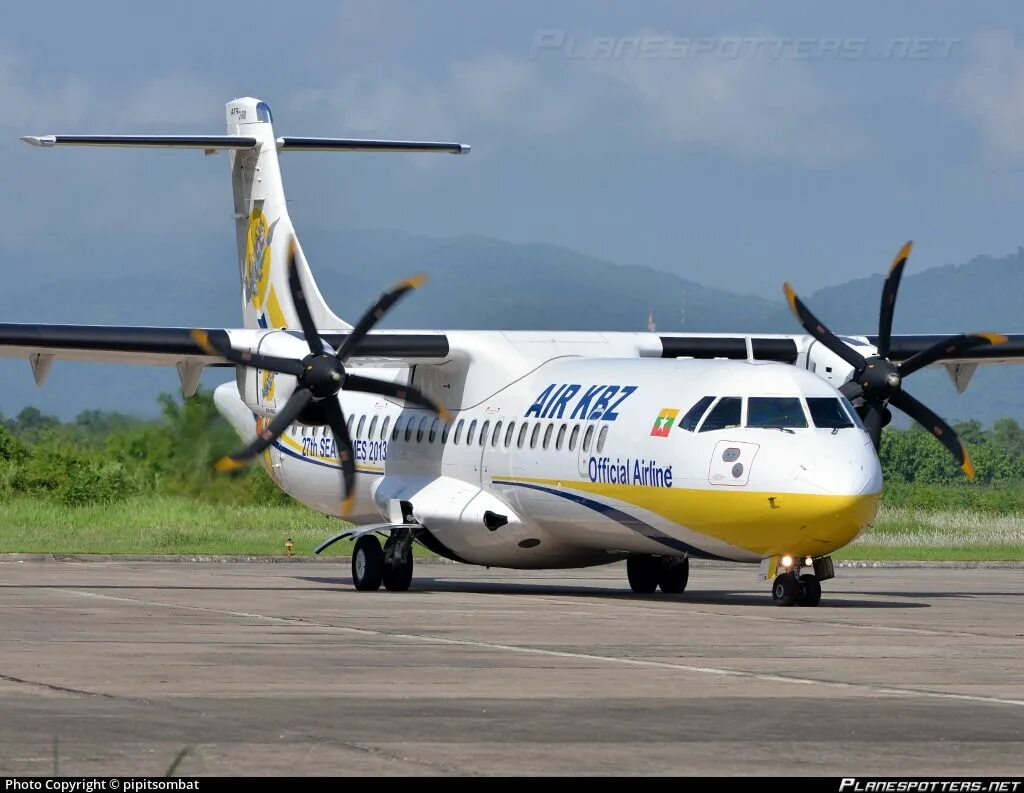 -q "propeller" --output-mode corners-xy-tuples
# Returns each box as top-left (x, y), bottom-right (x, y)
(192, 240), (450, 514)
(783, 241), (1007, 479)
